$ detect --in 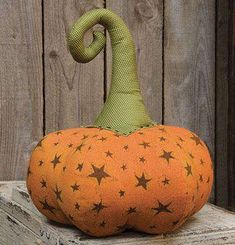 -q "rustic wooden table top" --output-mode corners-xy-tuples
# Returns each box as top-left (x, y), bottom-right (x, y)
(0, 181), (234, 245)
